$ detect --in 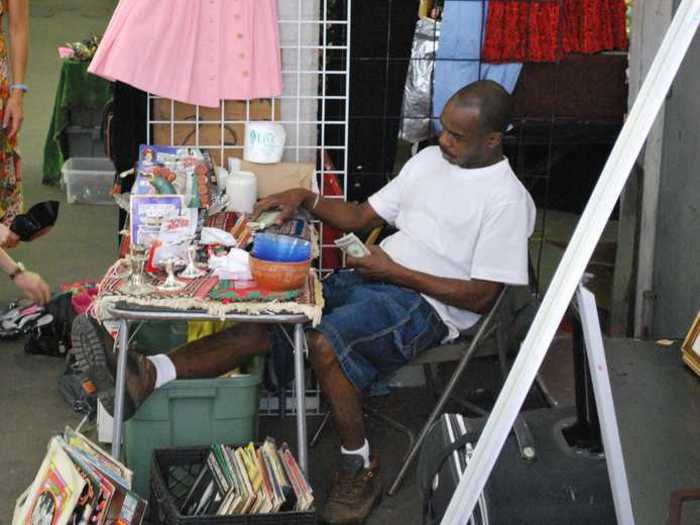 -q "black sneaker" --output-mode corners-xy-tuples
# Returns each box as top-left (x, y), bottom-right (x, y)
(71, 314), (157, 420)
(319, 454), (382, 524)
(71, 314), (116, 403)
